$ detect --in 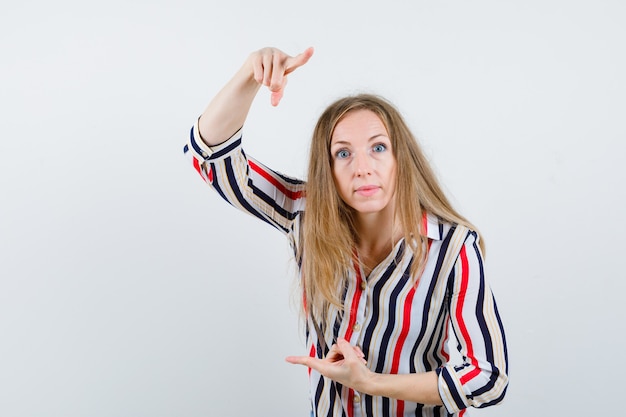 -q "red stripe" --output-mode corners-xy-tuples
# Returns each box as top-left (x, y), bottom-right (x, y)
(397, 400), (404, 417)
(422, 211), (428, 236)
(343, 257), (364, 417)
(391, 288), (415, 373)
(456, 247), (481, 385)
(391, 284), (416, 417)
(192, 157), (207, 182)
(347, 388), (354, 417)
(440, 322), (450, 362)
(308, 344), (315, 376)
(343, 257), (363, 342)
(249, 160), (303, 200)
